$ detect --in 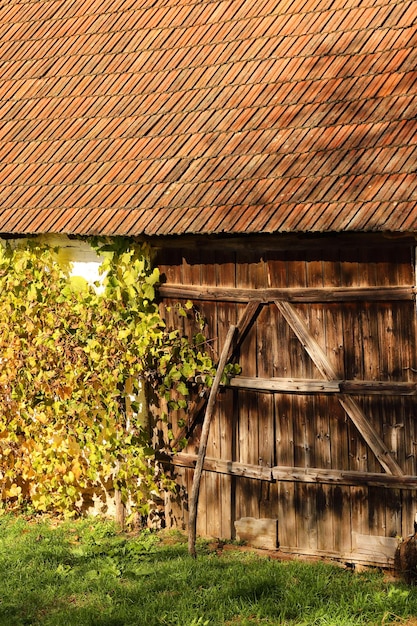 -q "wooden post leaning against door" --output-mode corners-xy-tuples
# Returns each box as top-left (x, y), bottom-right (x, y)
(188, 324), (237, 558)
(170, 300), (262, 451)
